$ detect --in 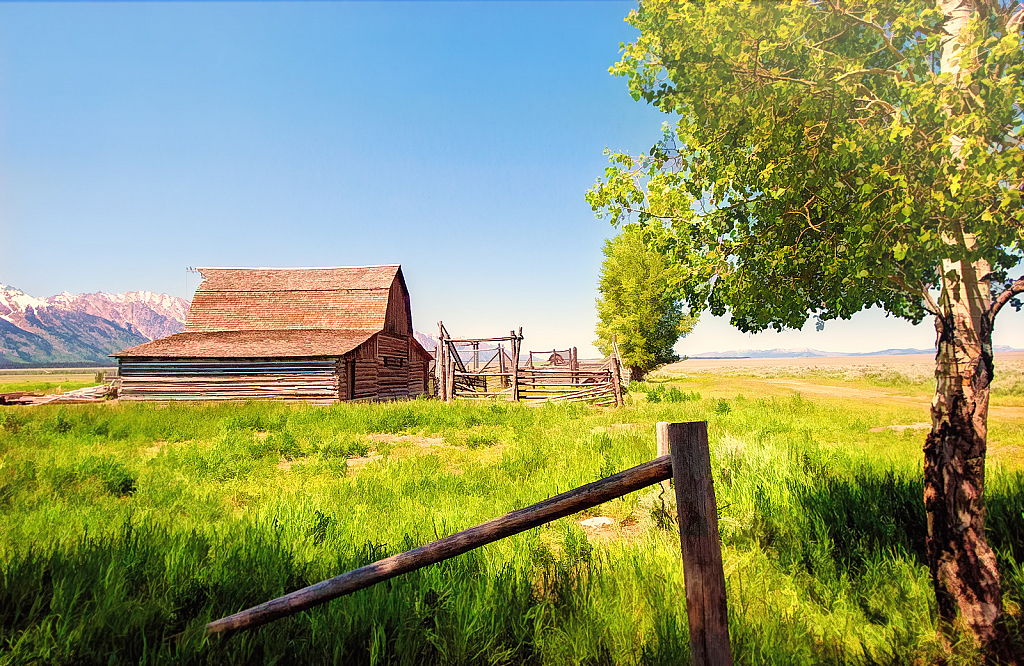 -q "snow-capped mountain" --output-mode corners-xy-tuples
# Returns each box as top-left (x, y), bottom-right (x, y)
(39, 290), (189, 340)
(0, 284), (190, 366)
